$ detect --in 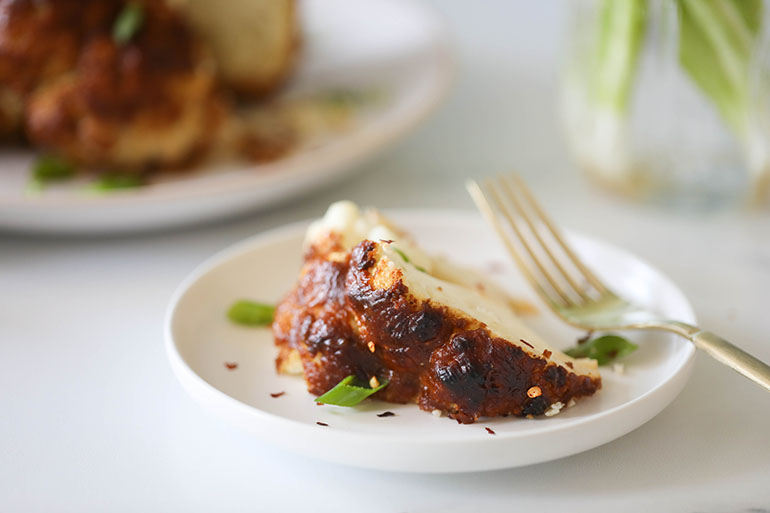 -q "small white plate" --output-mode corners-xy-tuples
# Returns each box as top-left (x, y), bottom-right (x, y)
(165, 210), (696, 473)
(0, 0), (452, 234)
